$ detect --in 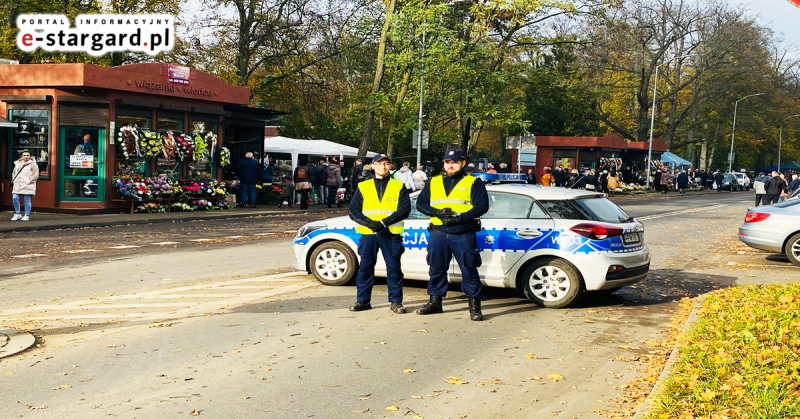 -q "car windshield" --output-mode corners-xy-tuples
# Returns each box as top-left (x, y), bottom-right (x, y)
(539, 197), (632, 223)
